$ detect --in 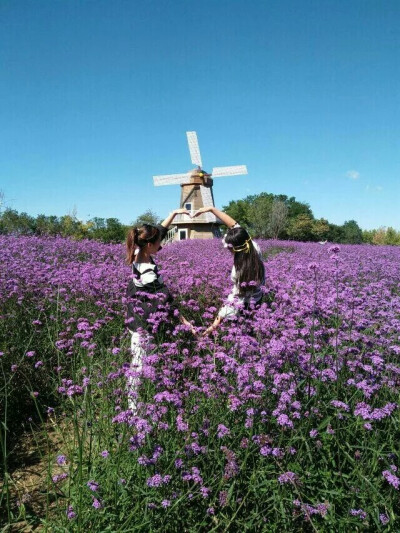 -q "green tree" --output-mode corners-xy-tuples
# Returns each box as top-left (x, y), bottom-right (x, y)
(326, 223), (345, 243)
(248, 193), (274, 237)
(87, 217), (106, 240)
(223, 192), (313, 238)
(132, 210), (160, 228)
(0, 209), (35, 235)
(283, 196), (313, 219)
(103, 218), (127, 243)
(384, 227), (400, 245)
(287, 214), (314, 241)
(312, 218), (330, 242)
(60, 214), (79, 238)
(372, 227), (386, 245)
(362, 229), (374, 244)
(268, 199), (288, 239)
(341, 220), (363, 244)
(222, 199), (252, 229)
